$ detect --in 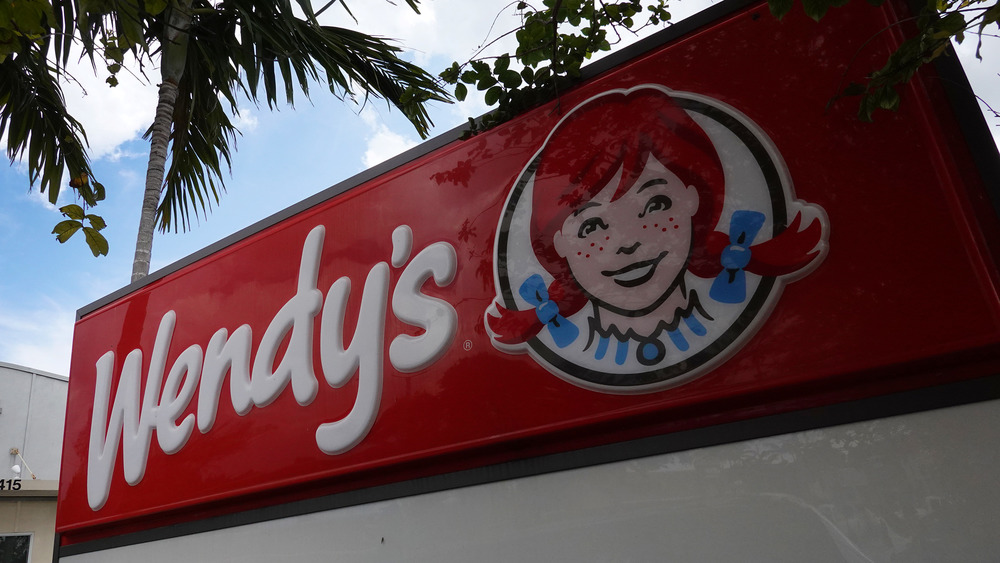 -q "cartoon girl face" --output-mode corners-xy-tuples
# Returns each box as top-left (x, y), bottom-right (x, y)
(488, 85), (828, 392)
(552, 155), (700, 315)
